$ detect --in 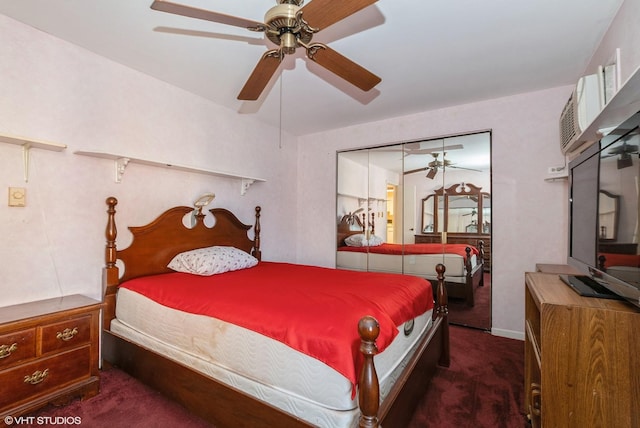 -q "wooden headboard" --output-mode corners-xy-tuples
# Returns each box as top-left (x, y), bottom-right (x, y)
(337, 211), (376, 247)
(103, 197), (261, 327)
